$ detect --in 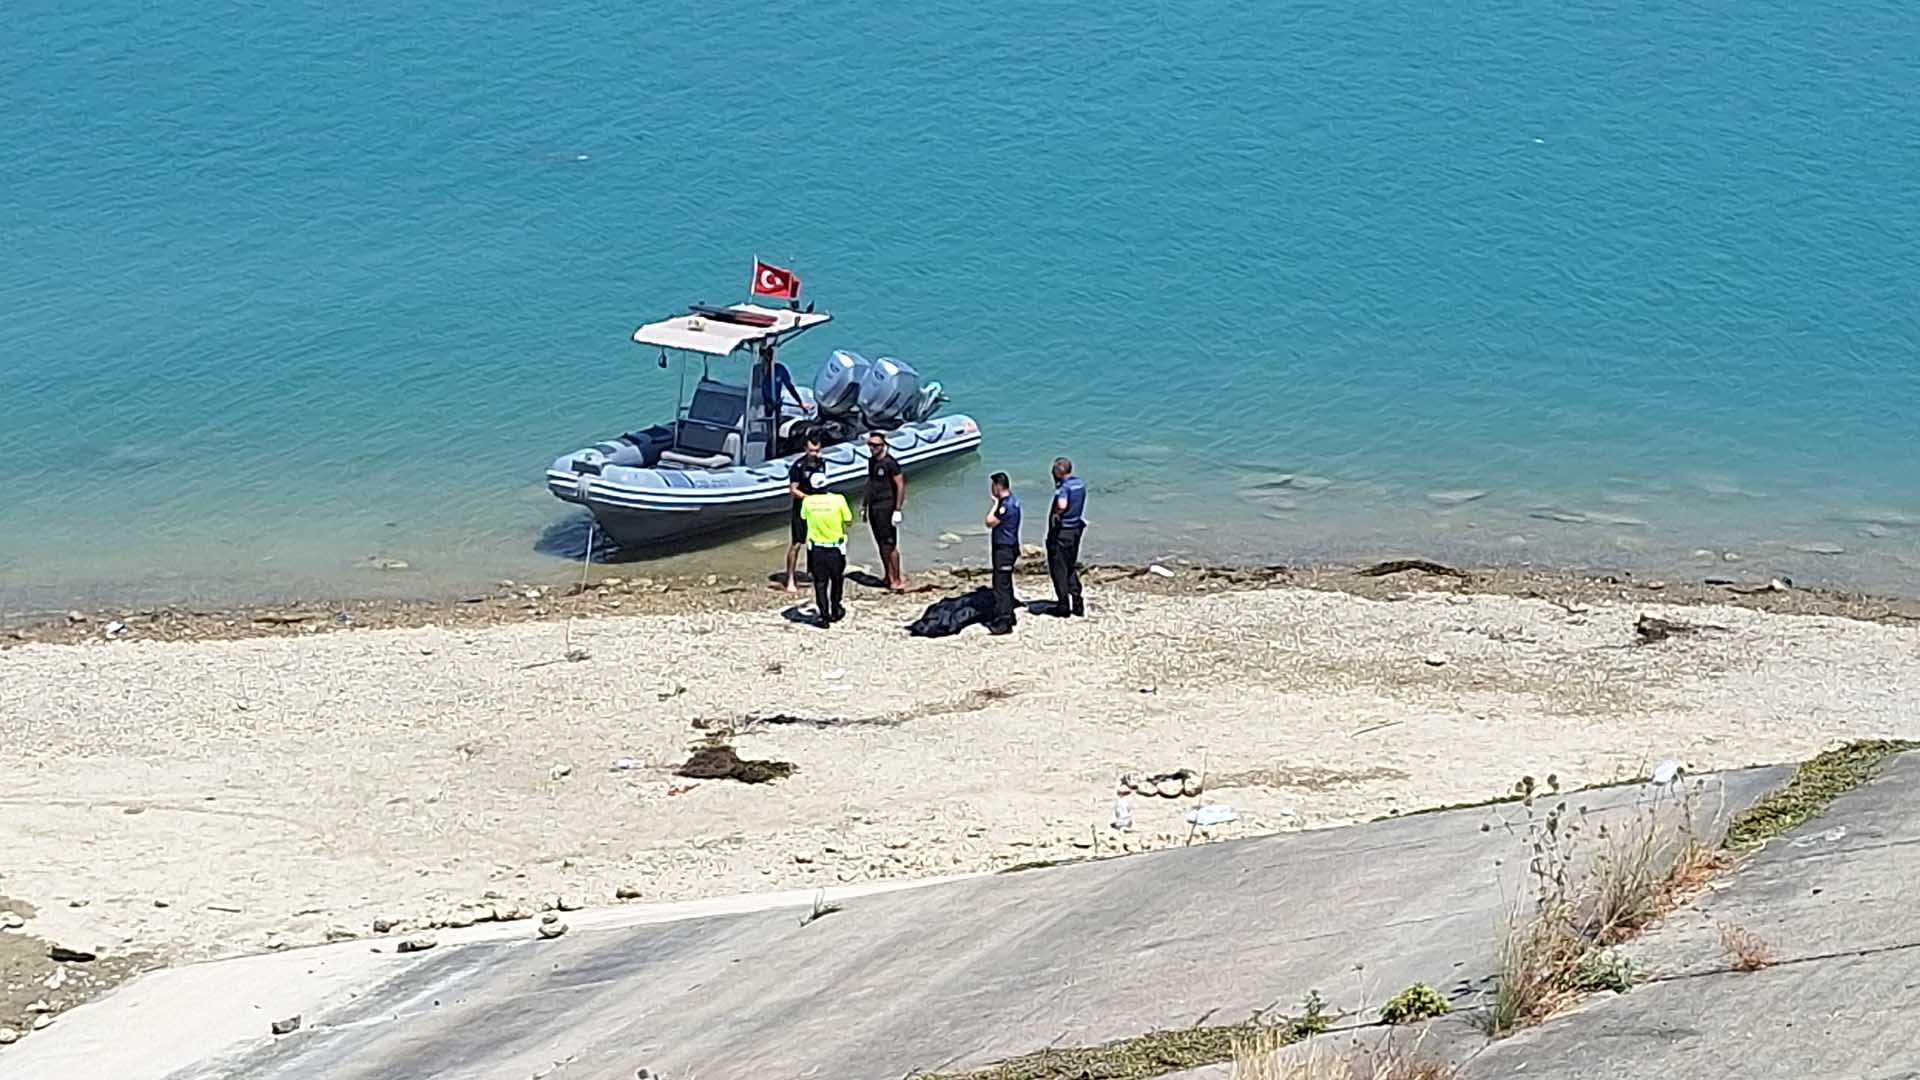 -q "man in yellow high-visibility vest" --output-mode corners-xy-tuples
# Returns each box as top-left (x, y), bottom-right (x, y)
(799, 473), (854, 629)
